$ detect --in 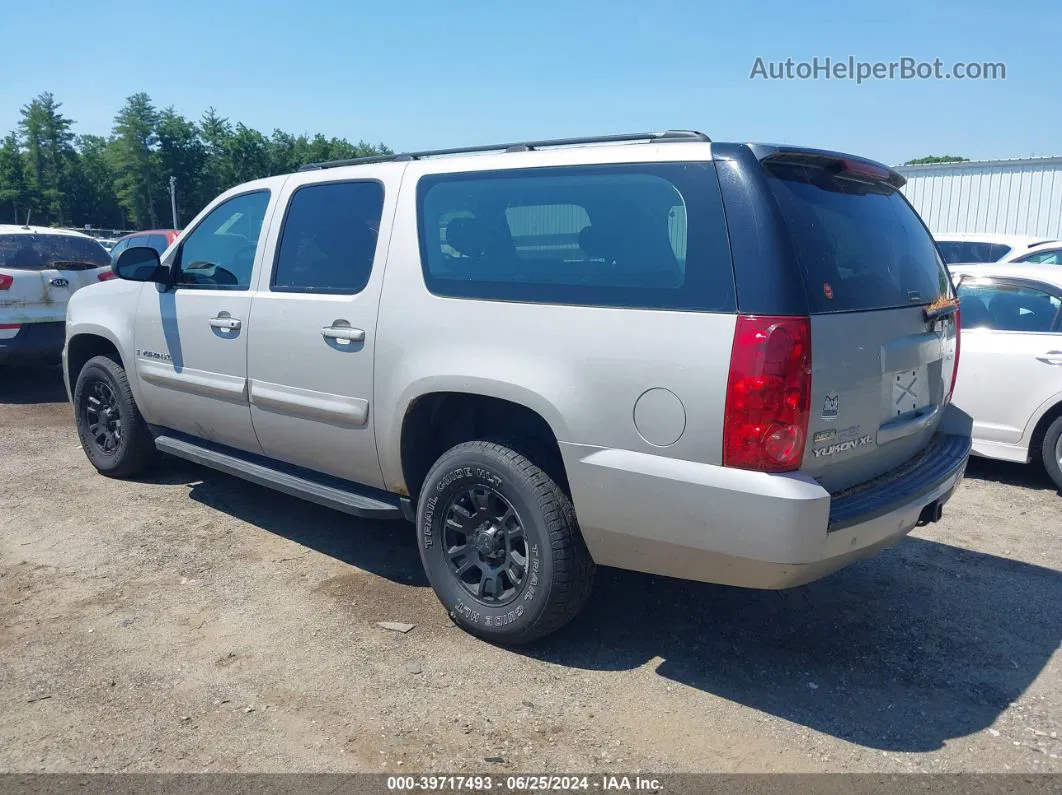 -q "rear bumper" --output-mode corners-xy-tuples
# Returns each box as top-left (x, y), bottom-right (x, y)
(561, 432), (971, 589)
(0, 322), (65, 365)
